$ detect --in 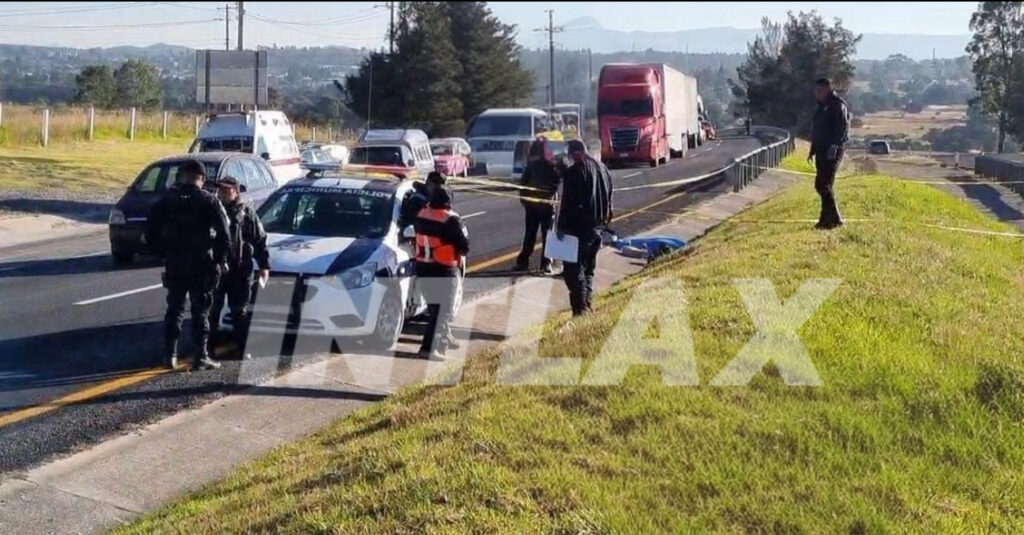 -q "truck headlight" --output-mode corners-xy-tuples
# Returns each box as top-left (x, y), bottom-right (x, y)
(109, 208), (126, 225)
(324, 262), (377, 289)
